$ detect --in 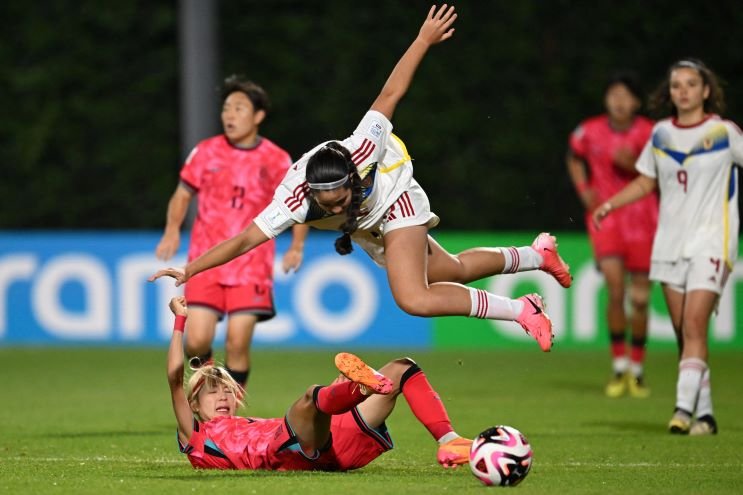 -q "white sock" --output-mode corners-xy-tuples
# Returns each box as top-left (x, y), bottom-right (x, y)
(695, 367), (714, 418)
(468, 287), (524, 320)
(612, 356), (629, 375)
(676, 357), (706, 414)
(629, 361), (643, 378)
(437, 431), (460, 444)
(499, 246), (542, 274)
